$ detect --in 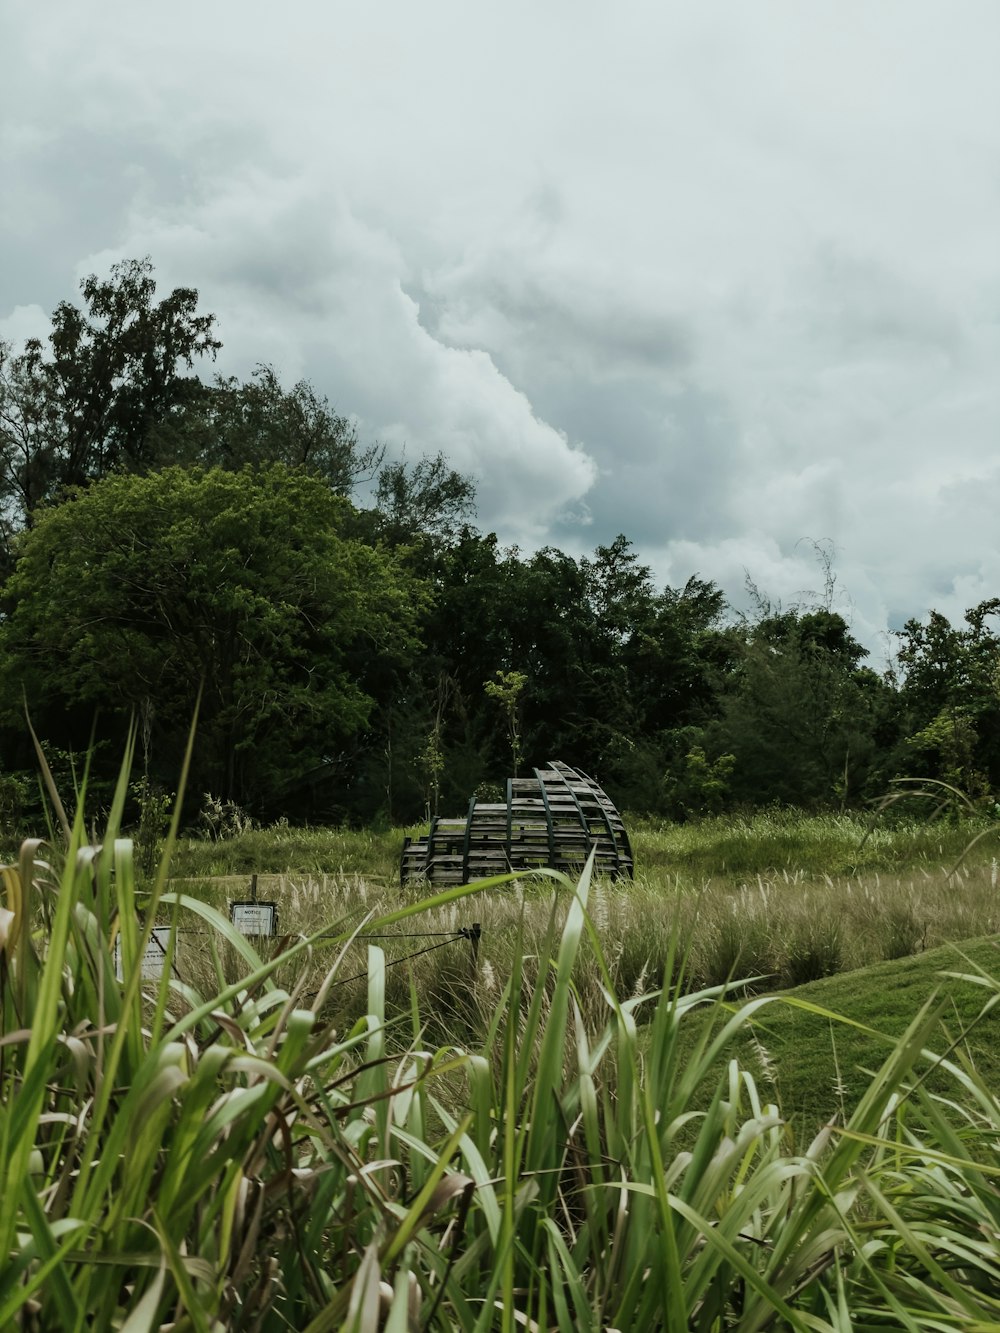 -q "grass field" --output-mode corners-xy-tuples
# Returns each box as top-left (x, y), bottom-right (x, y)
(163, 808), (1000, 1003)
(158, 806), (1000, 1131)
(704, 934), (1000, 1123)
(7, 796), (1000, 1326)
